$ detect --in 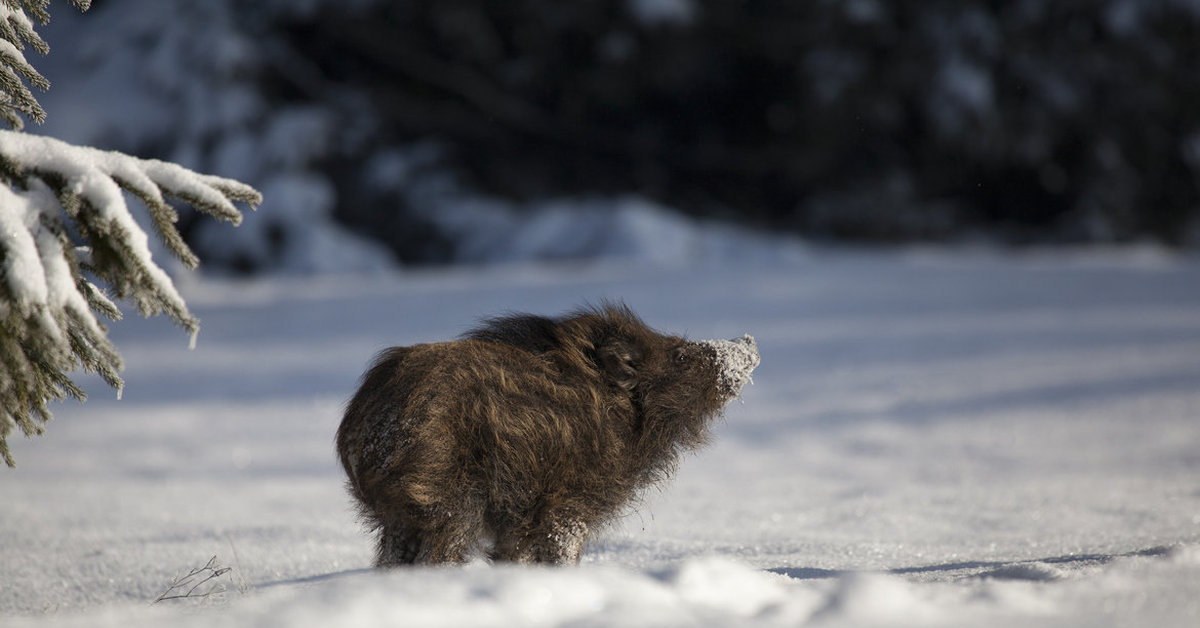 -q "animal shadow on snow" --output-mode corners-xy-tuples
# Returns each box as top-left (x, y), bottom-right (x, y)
(768, 545), (1176, 582)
